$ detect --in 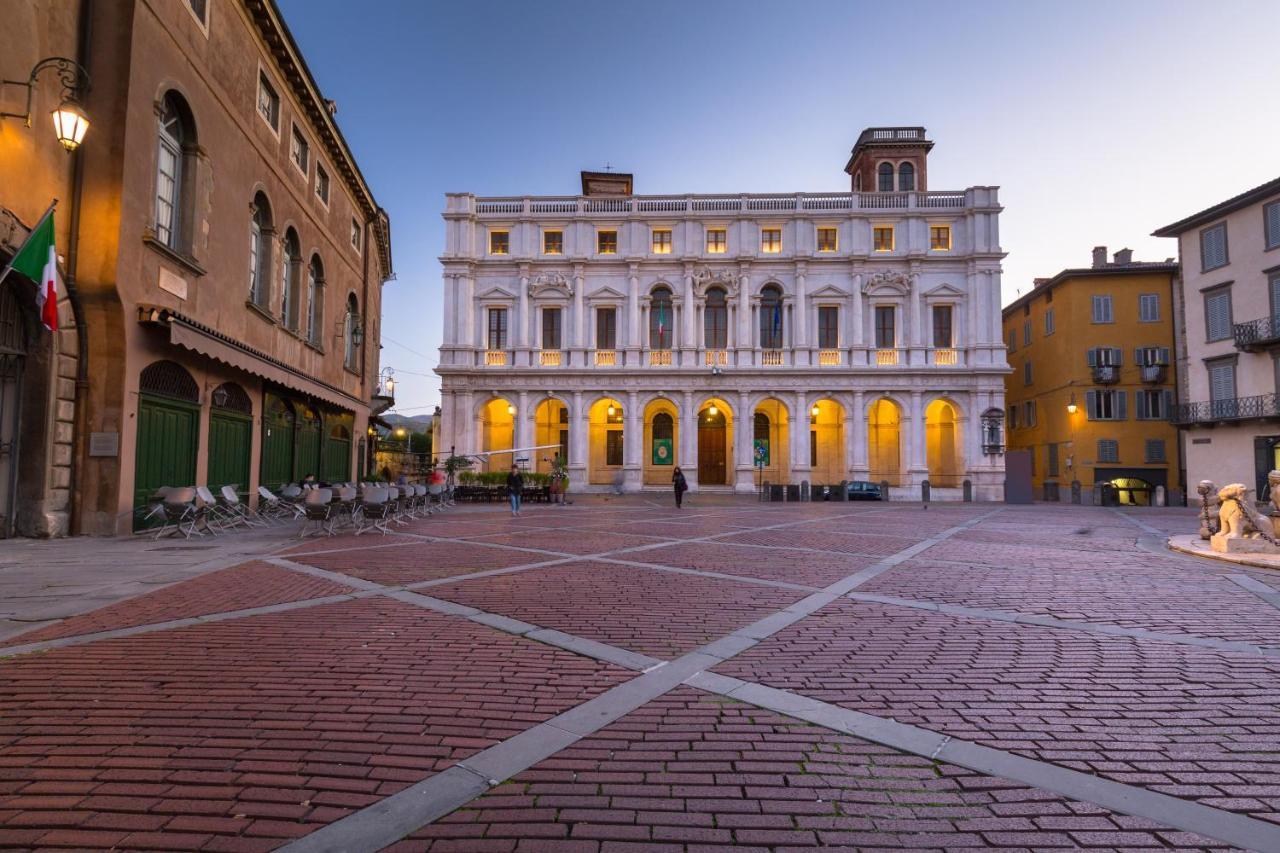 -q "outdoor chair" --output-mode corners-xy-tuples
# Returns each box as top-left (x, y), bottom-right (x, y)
(219, 485), (262, 528)
(195, 486), (233, 533)
(137, 486), (172, 528)
(427, 481), (445, 513)
(257, 486), (304, 522)
(297, 488), (336, 537)
(152, 487), (203, 539)
(332, 486), (358, 530)
(414, 484), (430, 516)
(354, 487), (393, 536)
